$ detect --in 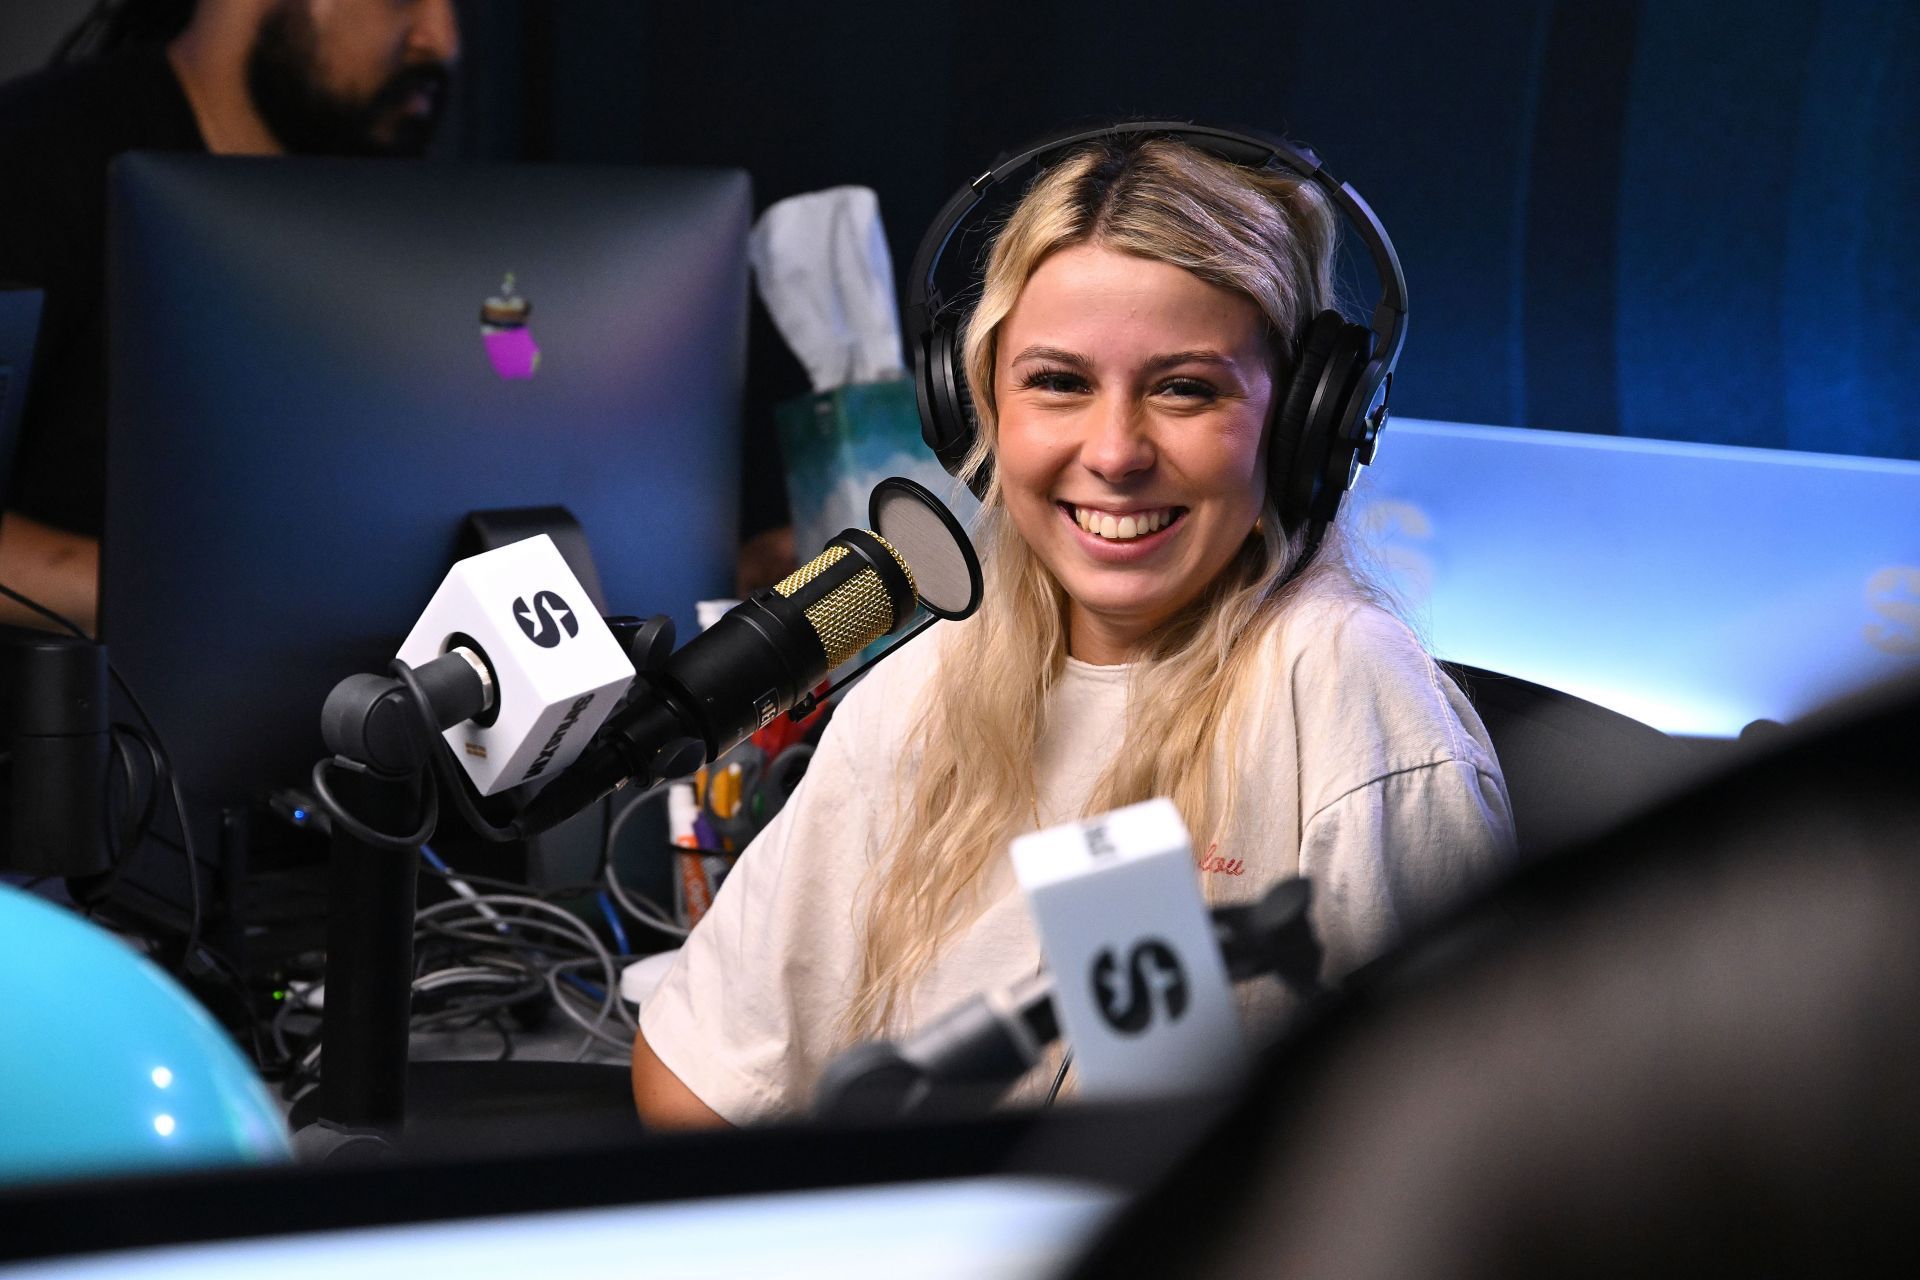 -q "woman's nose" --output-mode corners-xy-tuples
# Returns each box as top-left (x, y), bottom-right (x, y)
(1079, 395), (1155, 482)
